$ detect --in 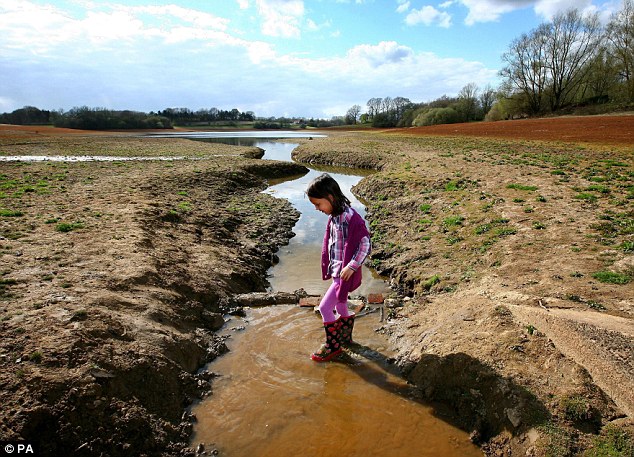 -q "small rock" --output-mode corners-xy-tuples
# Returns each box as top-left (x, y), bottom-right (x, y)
(196, 443), (205, 454)
(505, 407), (522, 428)
(367, 293), (384, 304)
